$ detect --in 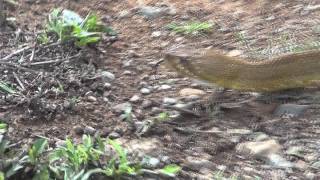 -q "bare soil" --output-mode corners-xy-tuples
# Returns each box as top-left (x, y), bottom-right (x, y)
(1, 0), (320, 179)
